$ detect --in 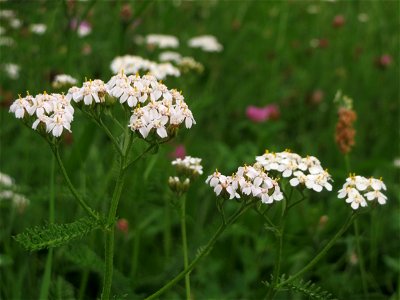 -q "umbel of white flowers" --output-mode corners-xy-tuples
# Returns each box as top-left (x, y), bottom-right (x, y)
(169, 156), (203, 194)
(338, 174), (387, 210)
(9, 72), (195, 139)
(206, 150), (388, 210)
